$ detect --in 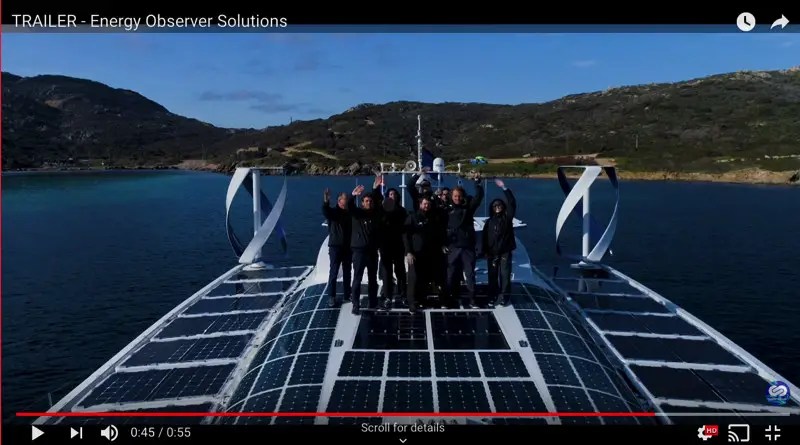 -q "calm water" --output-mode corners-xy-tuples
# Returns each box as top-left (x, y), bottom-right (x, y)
(2, 170), (799, 421)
